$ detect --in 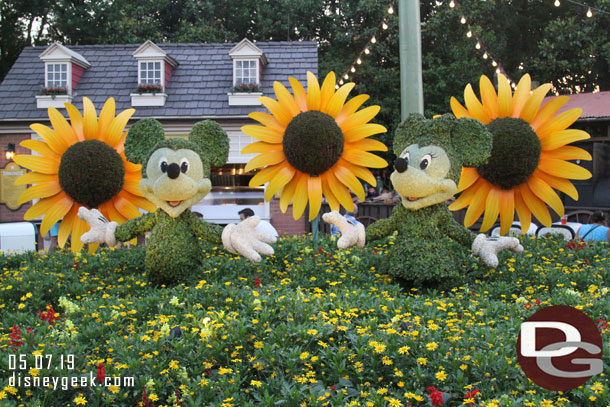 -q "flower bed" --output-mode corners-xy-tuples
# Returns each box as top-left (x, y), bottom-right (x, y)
(0, 236), (608, 406)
